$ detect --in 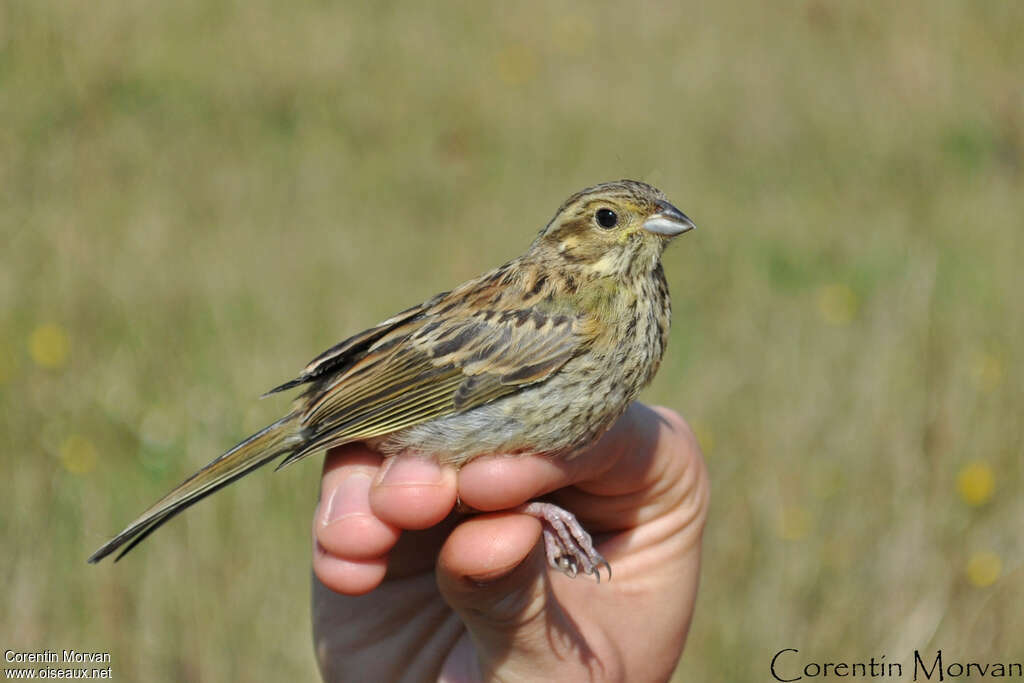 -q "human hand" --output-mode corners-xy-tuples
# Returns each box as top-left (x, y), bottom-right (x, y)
(311, 402), (709, 682)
